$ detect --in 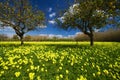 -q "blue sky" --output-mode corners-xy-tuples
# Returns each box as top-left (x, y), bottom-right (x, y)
(29, 0), (79, 37)
(0, 0), (79, 37)
(0, 0), (118, 37)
